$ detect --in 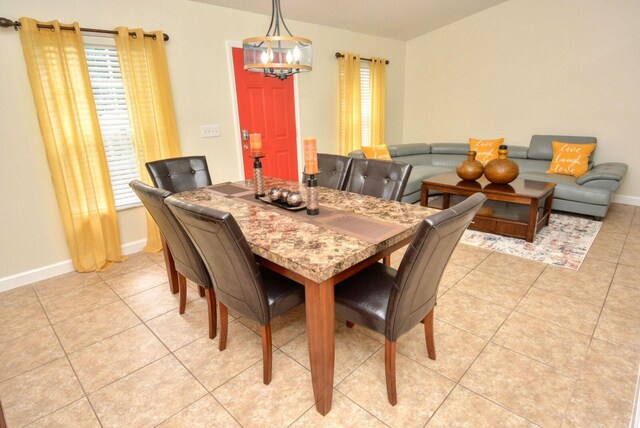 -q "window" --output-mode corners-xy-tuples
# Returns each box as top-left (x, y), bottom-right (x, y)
(360, 60), (371, 147)
(85, 42), (140, 209)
